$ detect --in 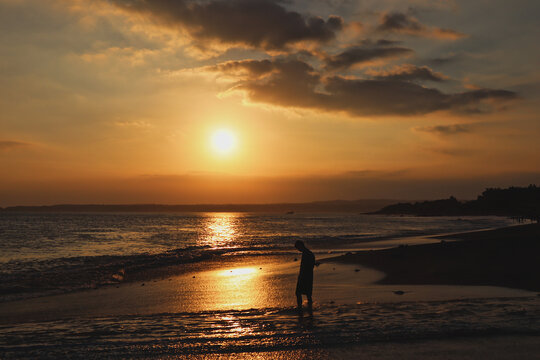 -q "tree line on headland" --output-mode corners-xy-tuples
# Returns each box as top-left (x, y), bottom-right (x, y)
(373, 185), (540, 220)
